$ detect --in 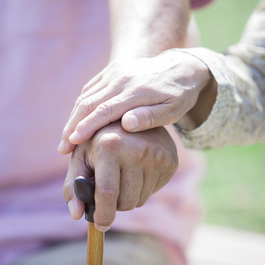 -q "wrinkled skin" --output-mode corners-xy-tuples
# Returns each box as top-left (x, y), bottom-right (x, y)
(58, 50), (211, 154)
(63, 121), (178, 231)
